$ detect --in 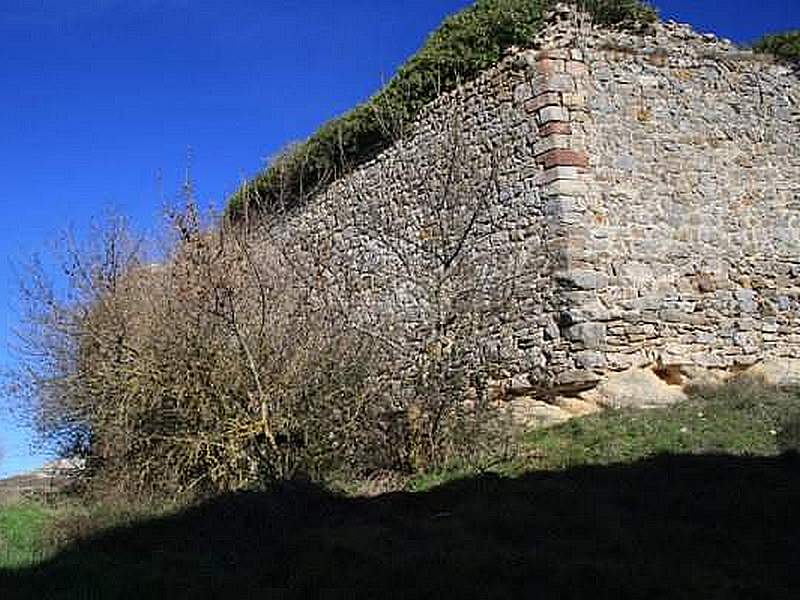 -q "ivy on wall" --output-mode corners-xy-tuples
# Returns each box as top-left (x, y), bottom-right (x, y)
(228, 0), (657, 218)
(754, 30), (800, 63)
